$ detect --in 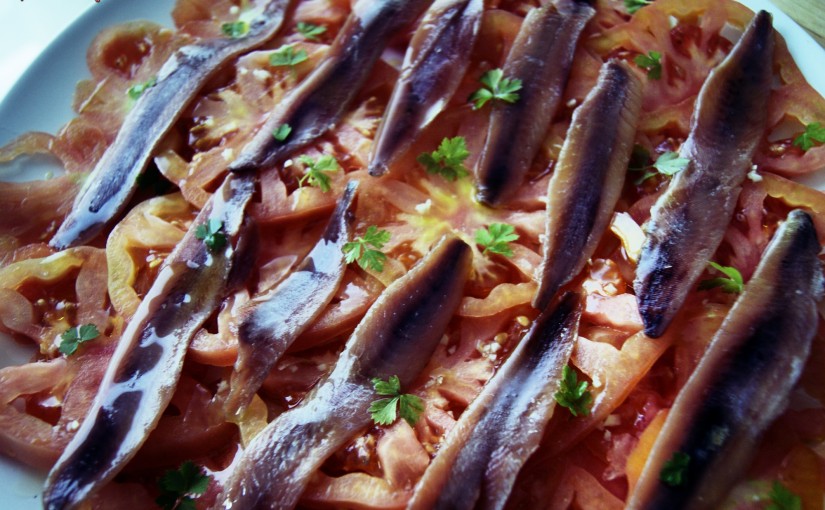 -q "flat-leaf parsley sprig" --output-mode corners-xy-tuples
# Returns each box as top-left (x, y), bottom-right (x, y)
(221, 20), (249, 39)
(767, 481), (802, 510)
(297, 154), (339, 192)
(343, 226), (391, 272)
(659, 451), (690, 487)
(792, 122), (825, 151)
(630, 149), (690, 184)
(59, 324), (100, 356)
(553, 365), (593, 417)
(296, 21), (326, 40)
(155, 461), (211, 510)
(417, 136), (470, 181)
(475, 223), (519, 258)
(634, 50), (663, 80)
(698, 261), (744, 294)
(195, 219), (227, 252)
(469, 68), (522, 109)
(270, 44), (309, 67)
(625, 0), (653, 14)
(369, 375), (424, 426)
